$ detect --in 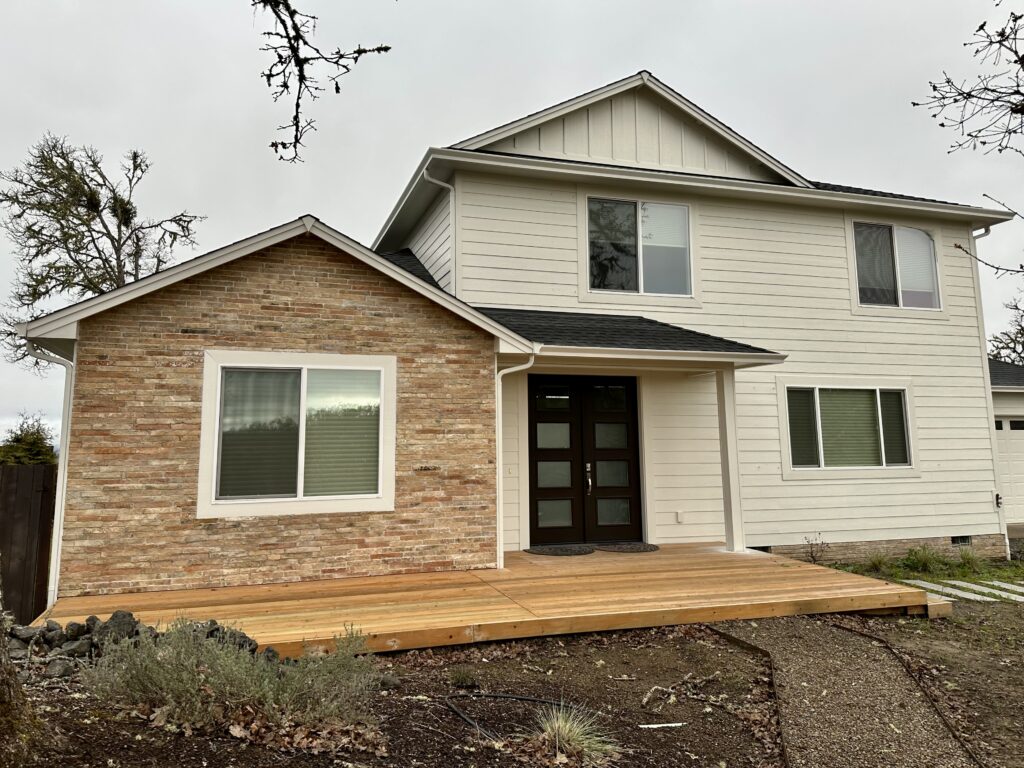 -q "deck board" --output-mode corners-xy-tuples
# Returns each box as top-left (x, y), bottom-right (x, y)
(41, 544), (928, 655)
